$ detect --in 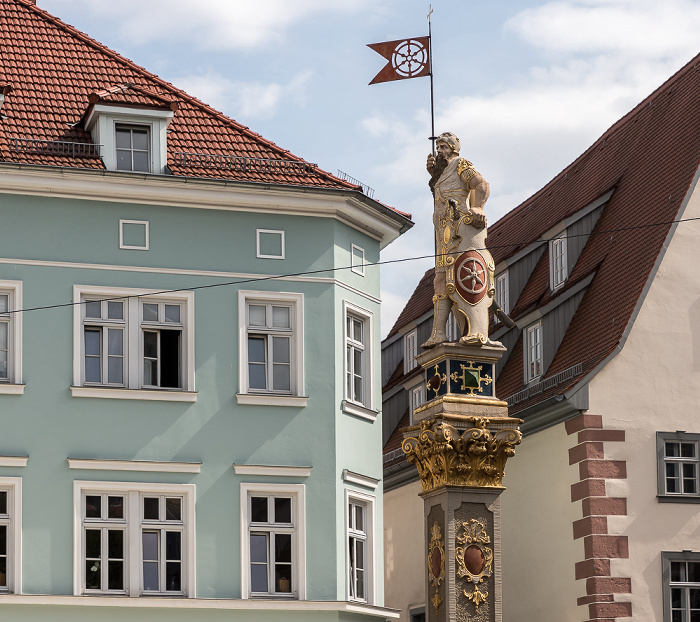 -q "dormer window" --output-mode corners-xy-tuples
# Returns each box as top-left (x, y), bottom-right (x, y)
(404, 330), (417, 374)
(495, 271), (509, 315)
(116, 125), (150, 172)
(550, 235), (568, 290)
